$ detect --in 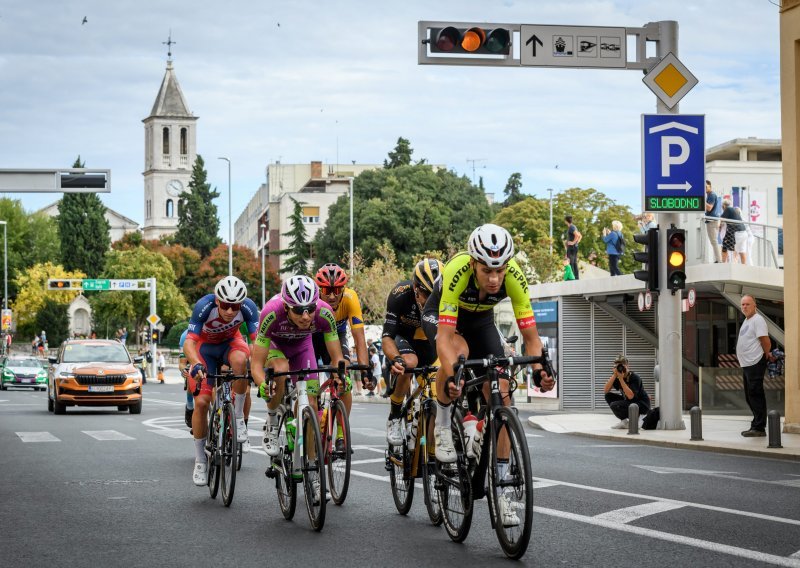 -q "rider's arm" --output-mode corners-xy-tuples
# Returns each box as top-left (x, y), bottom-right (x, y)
(381, 283), (406, 373)
(320, 307), (346, 368)
(436, 255), (470, 378)
(251, 306), (275, 388)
